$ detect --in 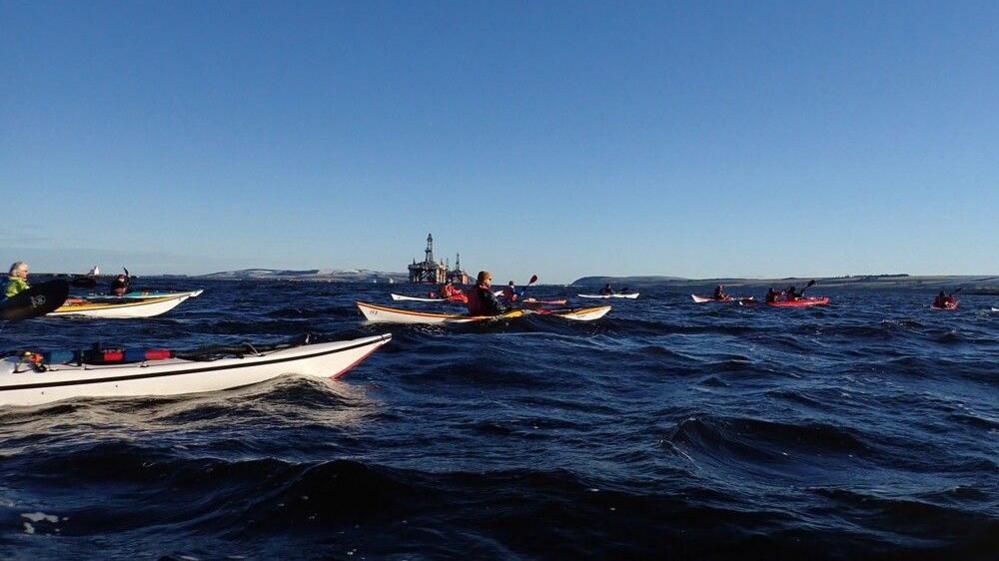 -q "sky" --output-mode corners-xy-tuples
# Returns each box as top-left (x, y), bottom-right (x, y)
(2, 1), (997, 283)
